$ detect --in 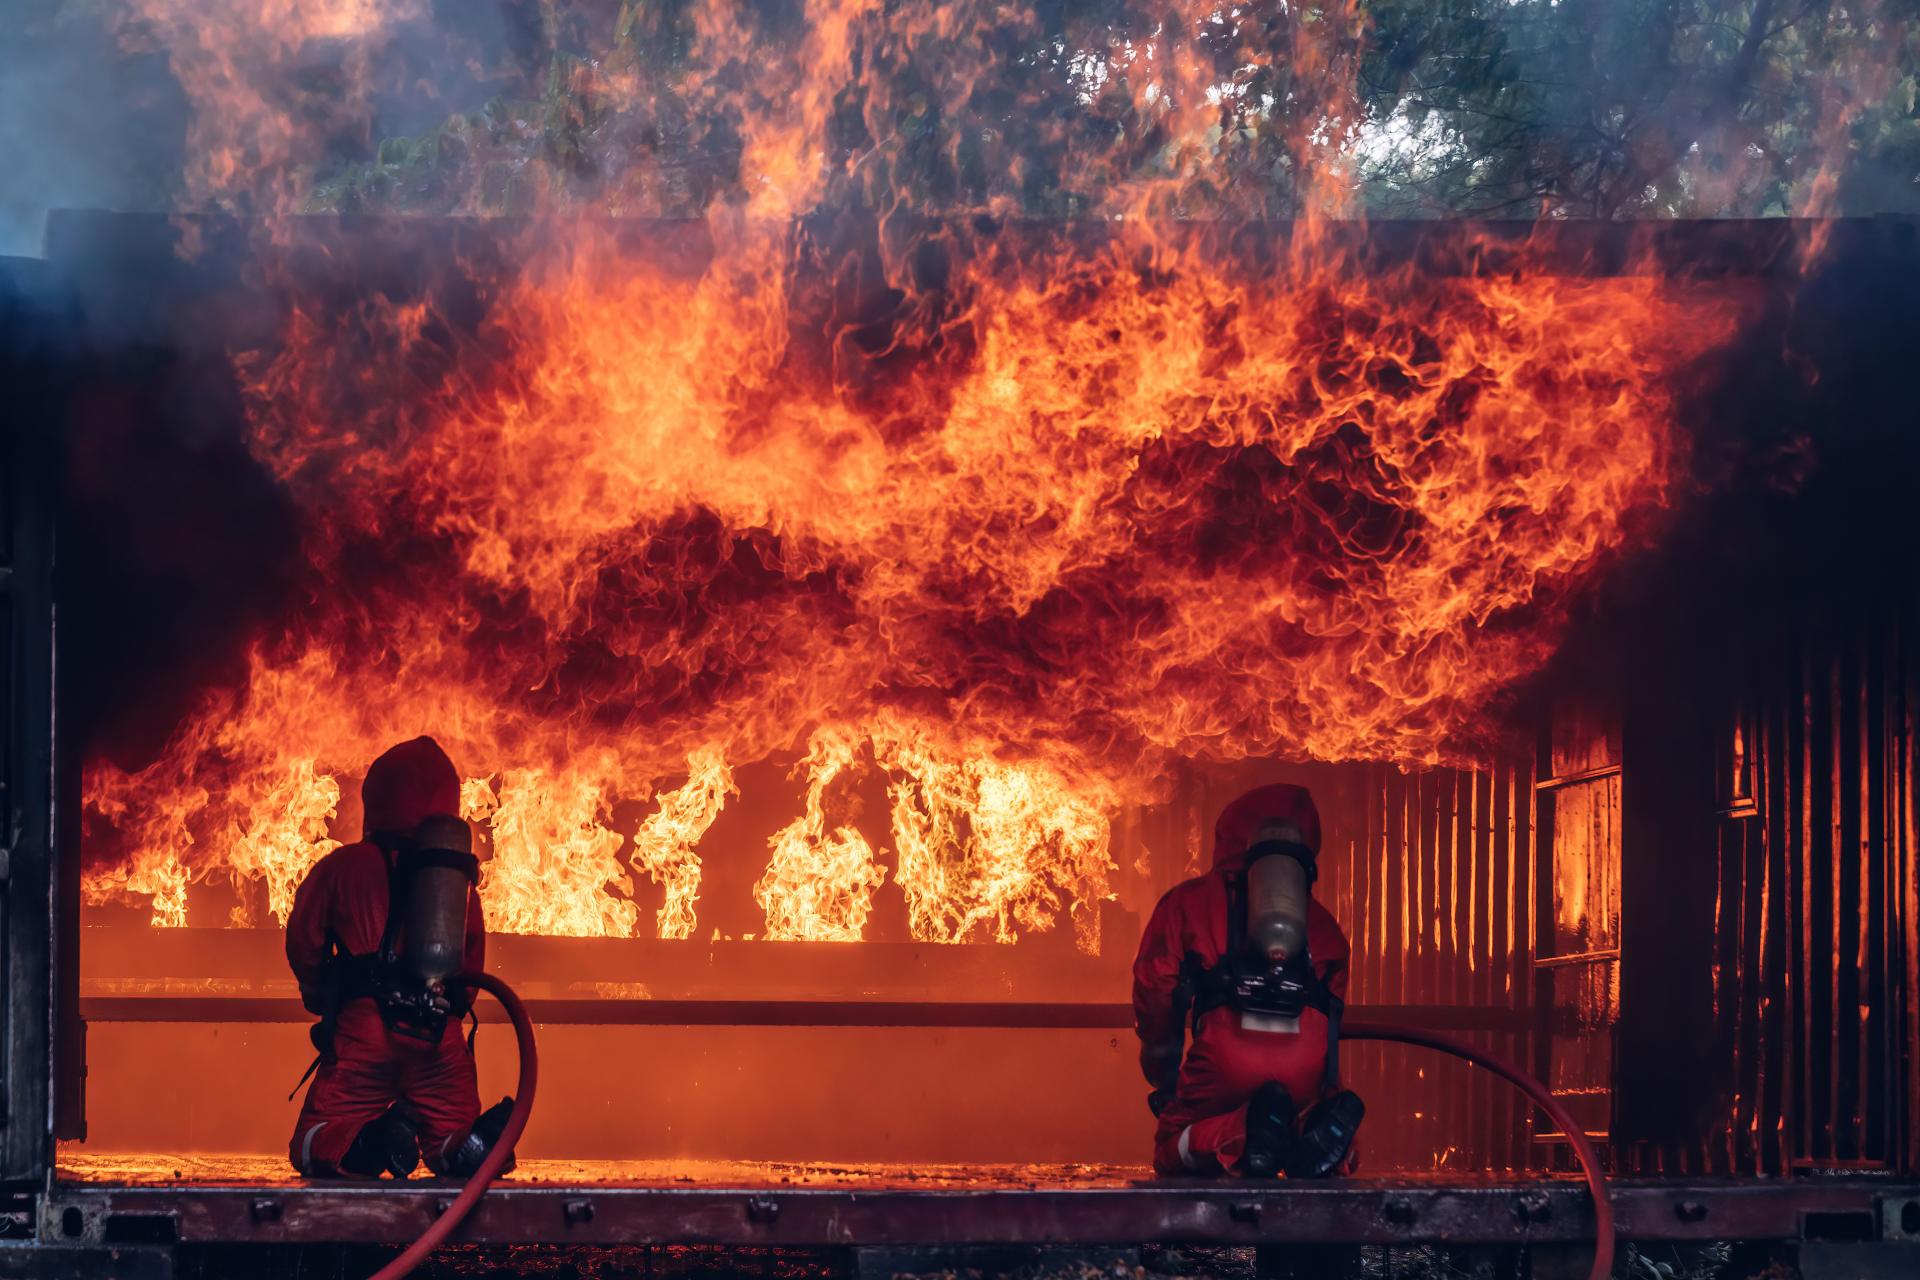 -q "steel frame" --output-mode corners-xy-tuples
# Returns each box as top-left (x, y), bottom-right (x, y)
(2, 254), (62, 1181)
(39, 1177), (1920, 1248)
(13, 215), (1920, 1268)
(74, 997), (1529, 1031)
